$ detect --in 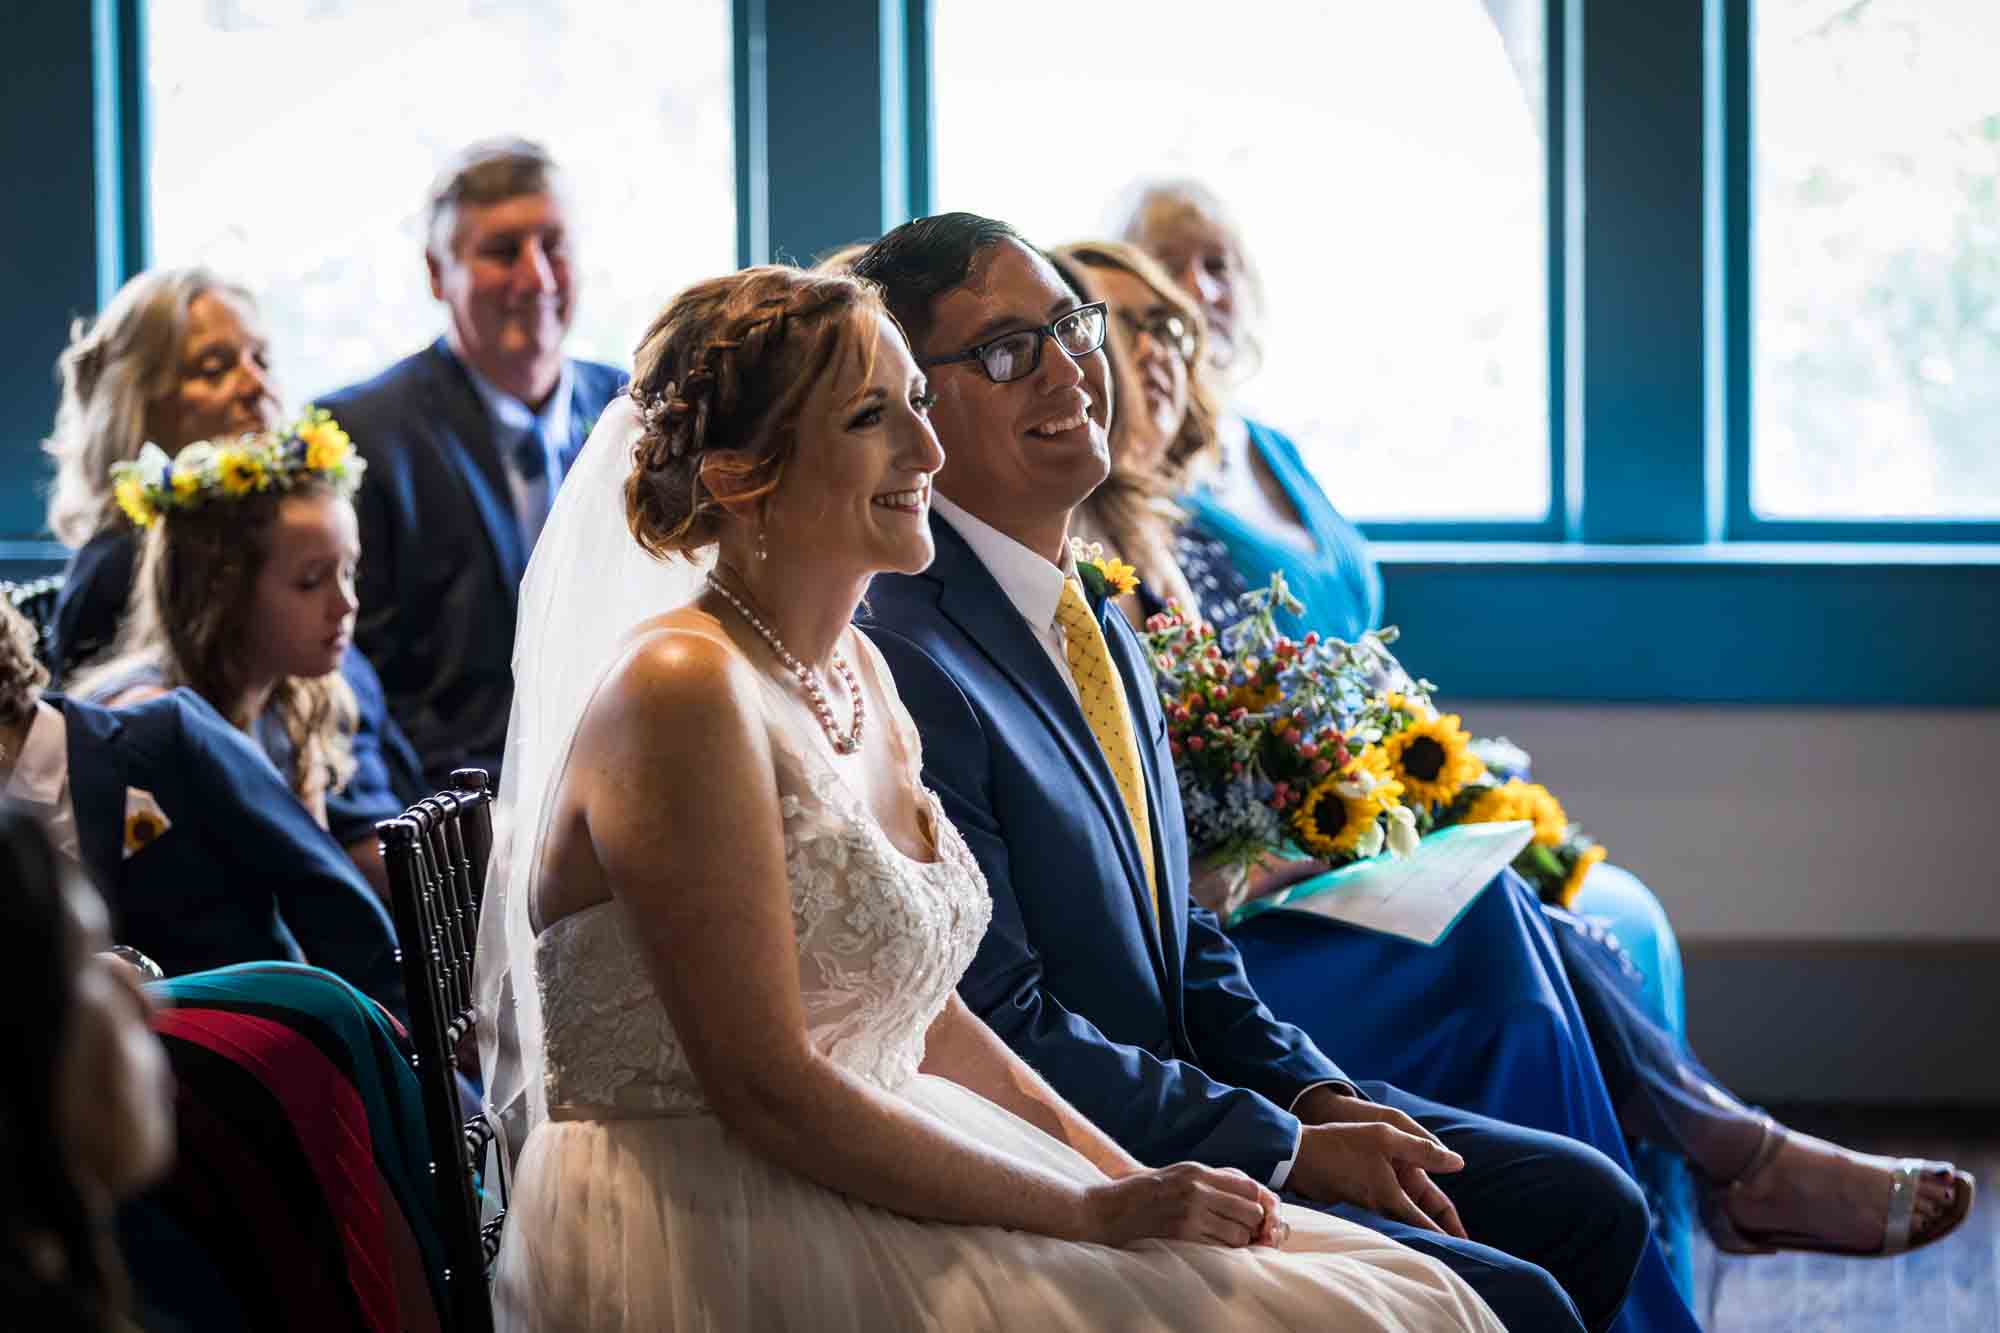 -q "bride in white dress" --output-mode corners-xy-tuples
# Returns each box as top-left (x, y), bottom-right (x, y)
(475, 265), (1504, 1331)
